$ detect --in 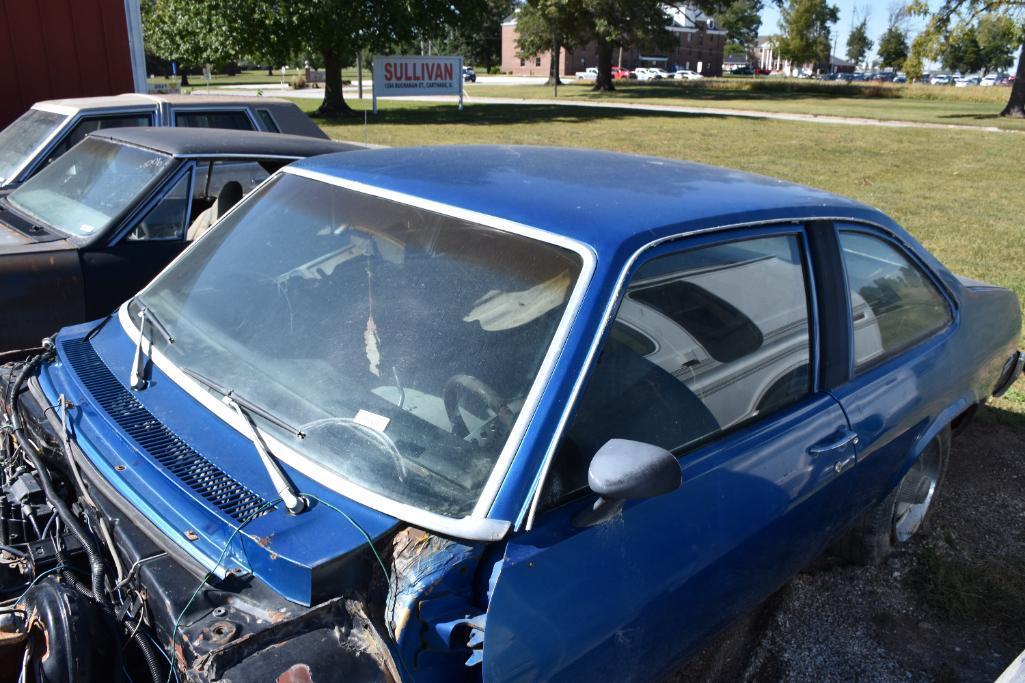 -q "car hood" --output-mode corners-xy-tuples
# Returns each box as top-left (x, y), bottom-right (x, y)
(38, 319), (401, 606)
